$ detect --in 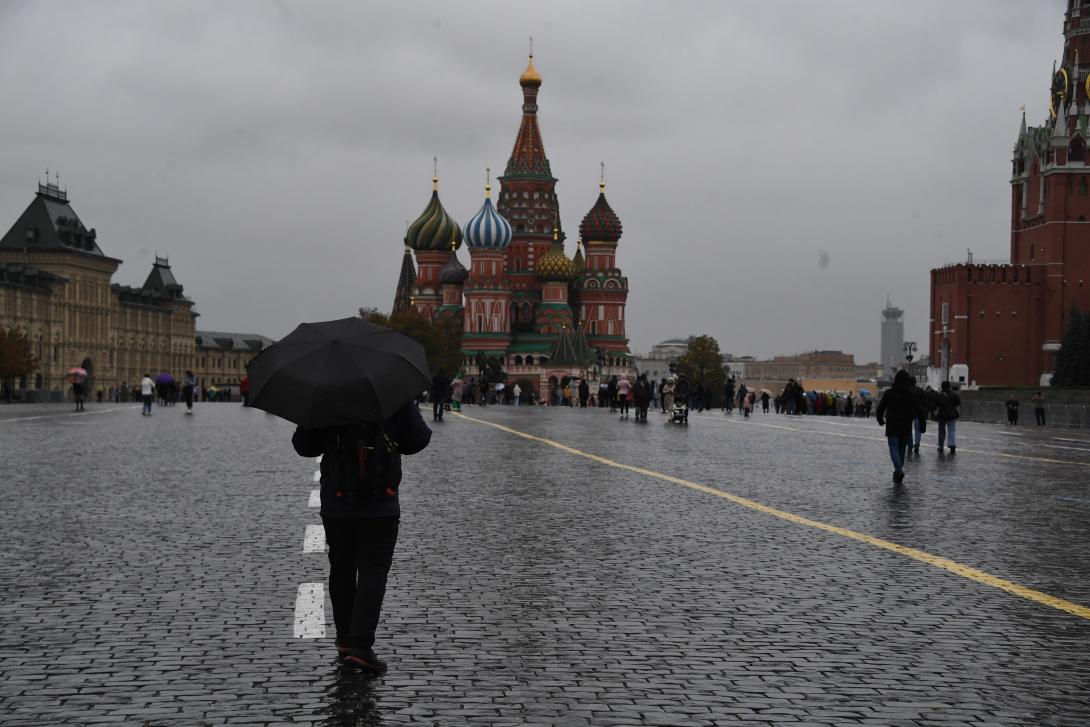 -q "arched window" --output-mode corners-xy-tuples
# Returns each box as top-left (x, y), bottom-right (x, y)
(514, 355), (523, 365)
(525, 355), (534, 365)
